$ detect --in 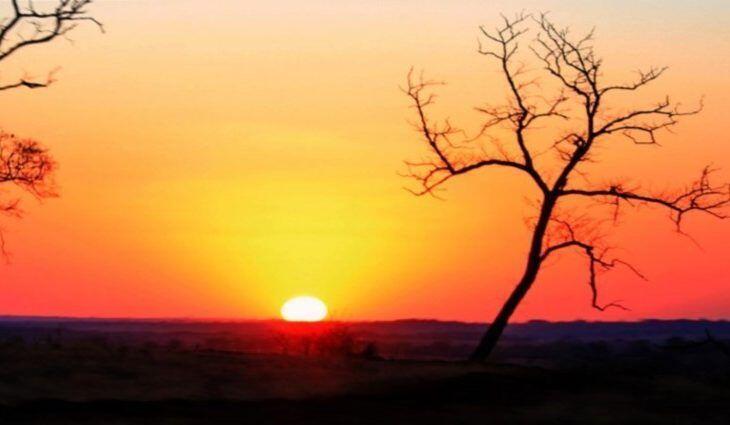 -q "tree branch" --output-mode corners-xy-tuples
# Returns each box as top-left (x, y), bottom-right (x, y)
(595, 96), (703, 145)
(541, 217), (646, 311)
(599, 66), (668, 95)
(401, 67), (542, 196)
(0, 0), (103, 59)
(561, 166), (730, 232)
(0, 67), (58, 91)
(0, 131), (56, 199)
(0, 0), (102, 91)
